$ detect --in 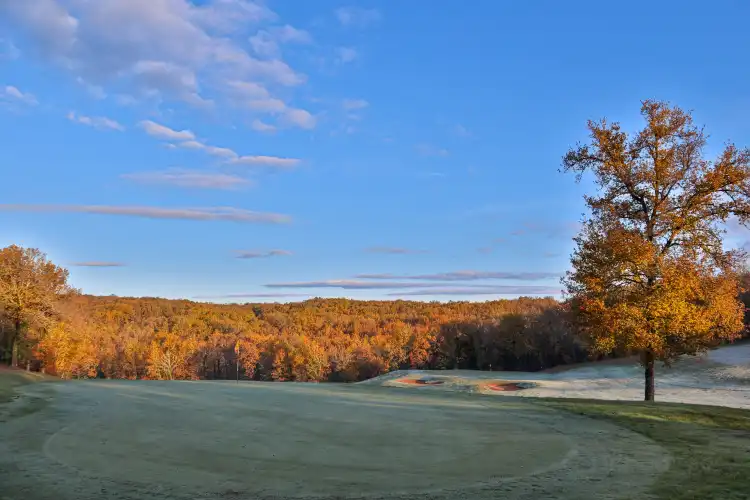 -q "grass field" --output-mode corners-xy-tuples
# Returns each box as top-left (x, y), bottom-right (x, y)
(544, 399), (750, 500)
(1, 372), (749, 499)
(0, 368), (45, 402)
